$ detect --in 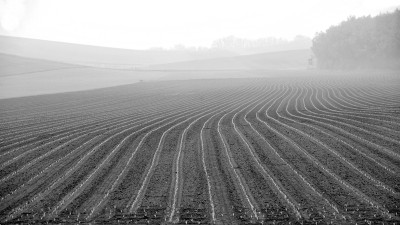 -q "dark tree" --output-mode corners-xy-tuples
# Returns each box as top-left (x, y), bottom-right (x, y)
(312, 10), (400, 69)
